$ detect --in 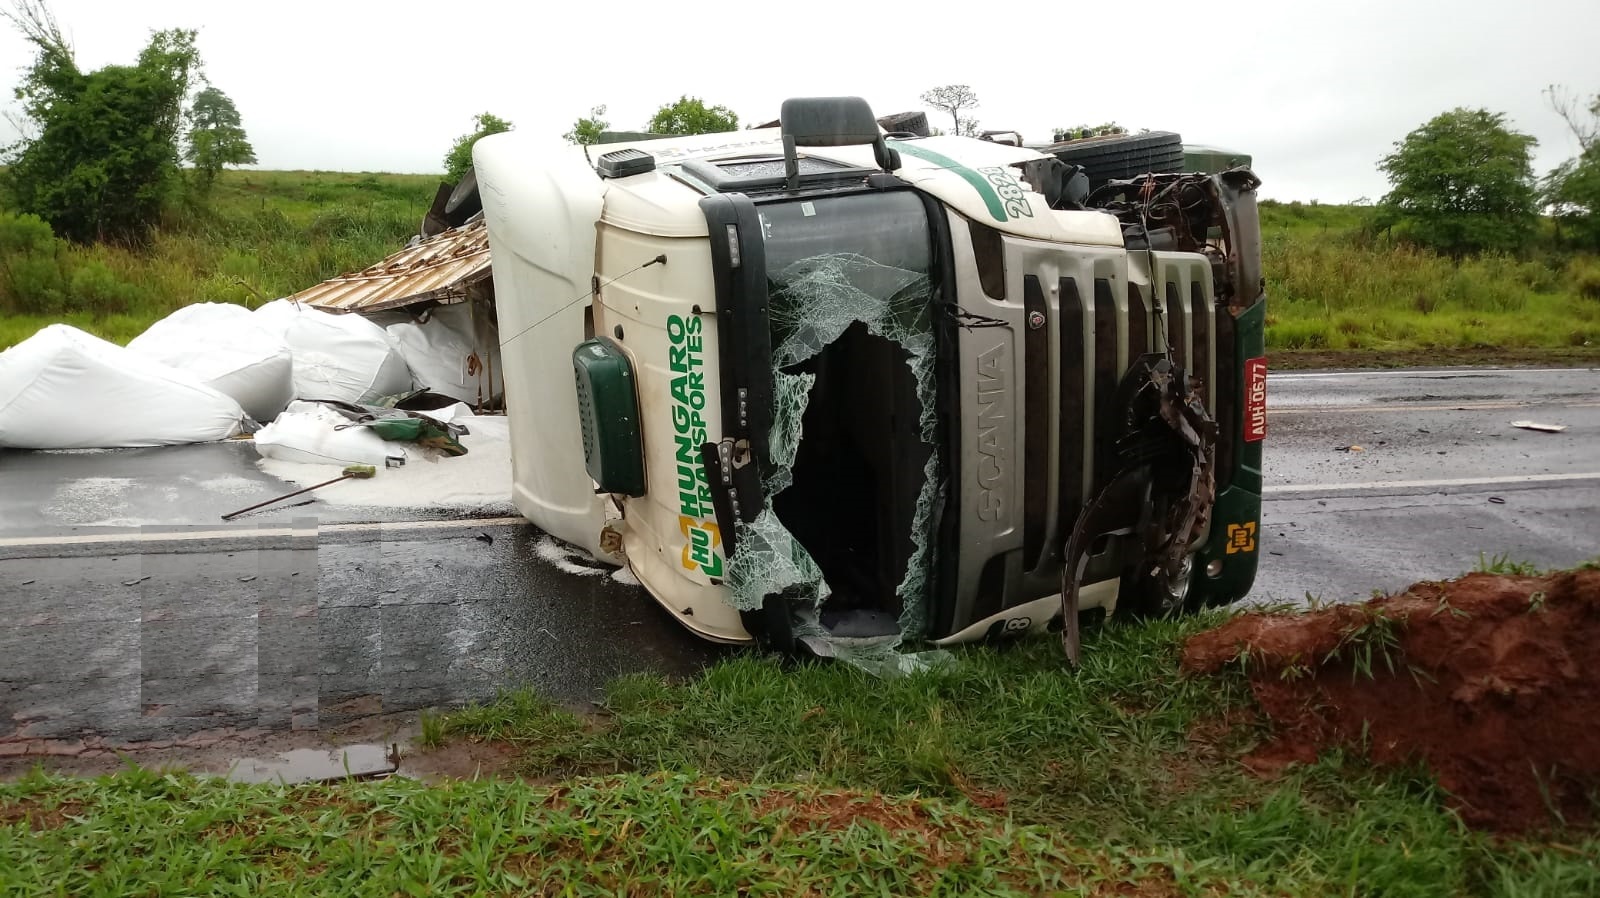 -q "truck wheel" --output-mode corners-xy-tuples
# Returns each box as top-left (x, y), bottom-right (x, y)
(1116, 552), (1195, 620)
(1046, 131), (1184, 188)
(443, 167), (482, 226)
